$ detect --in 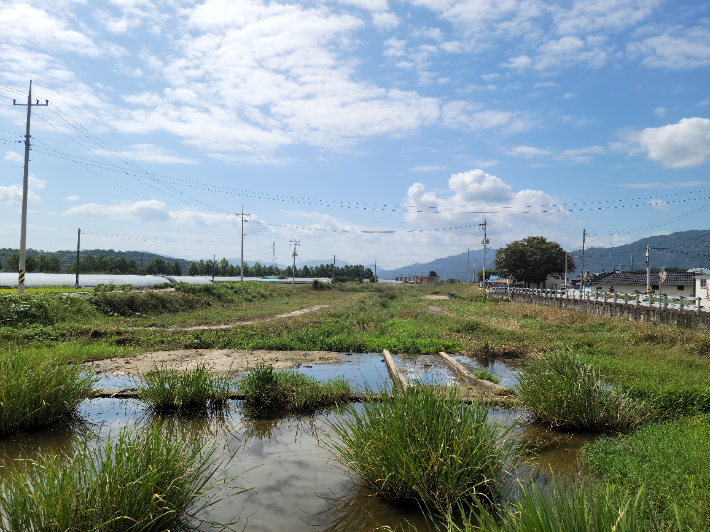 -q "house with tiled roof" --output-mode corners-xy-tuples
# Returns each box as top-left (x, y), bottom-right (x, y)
(589, 270), (707, 298)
